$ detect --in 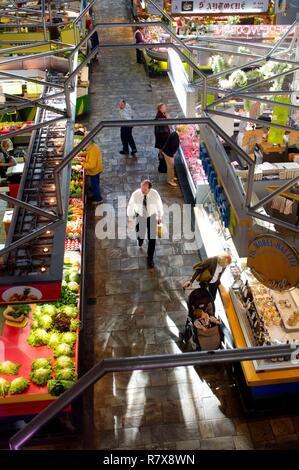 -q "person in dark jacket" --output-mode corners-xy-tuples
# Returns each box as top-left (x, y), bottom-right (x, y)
(134, 27), (145, 64)
(154, 103), (170, 174)
(161, 125), (183, 187)
(182, 253), (232, 300)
